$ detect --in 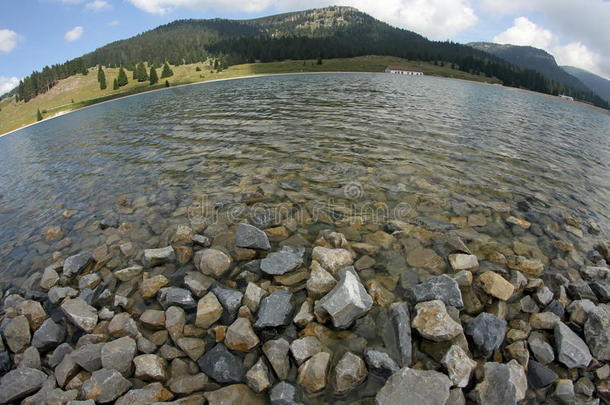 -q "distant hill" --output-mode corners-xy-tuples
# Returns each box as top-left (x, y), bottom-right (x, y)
(468, 42), (591, 93)
(8, 7), (609, 109)
(562, 65), (610, 103)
